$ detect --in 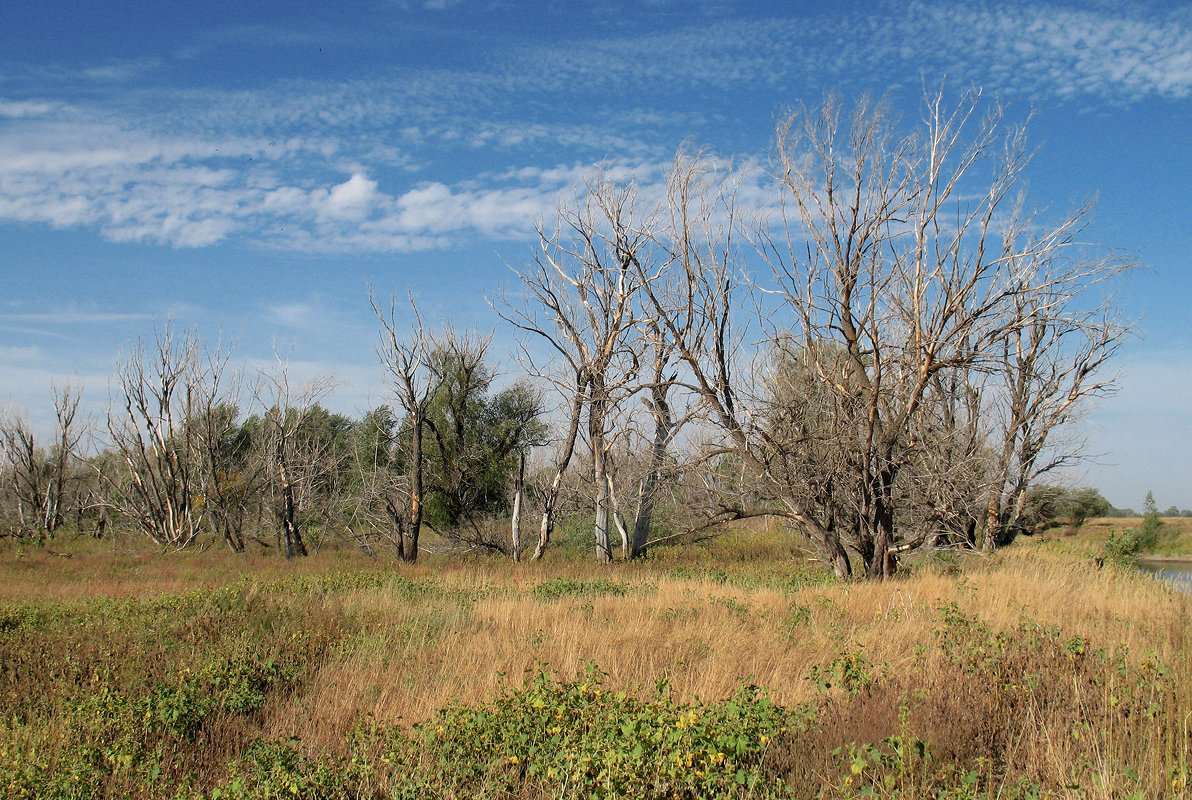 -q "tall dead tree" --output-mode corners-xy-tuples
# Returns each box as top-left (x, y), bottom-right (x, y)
(626, 318), (677, 559)
(622, 294), (707, 558)
(633, 92), (1130, 580)
(981, 243), (1129, 550)
(0, 415), (45, 537)
(758, 89), (1132, 577)
(0, 386), (84, 539)
(258, 362), (337, 559)
(631, 150), (839, 568)
(498, 178), (647, 563)
(191, 345), (262, 553)
(519, 367), (585, 562)
(104, 327), (206, 548)
(373, 292), (441, 562)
